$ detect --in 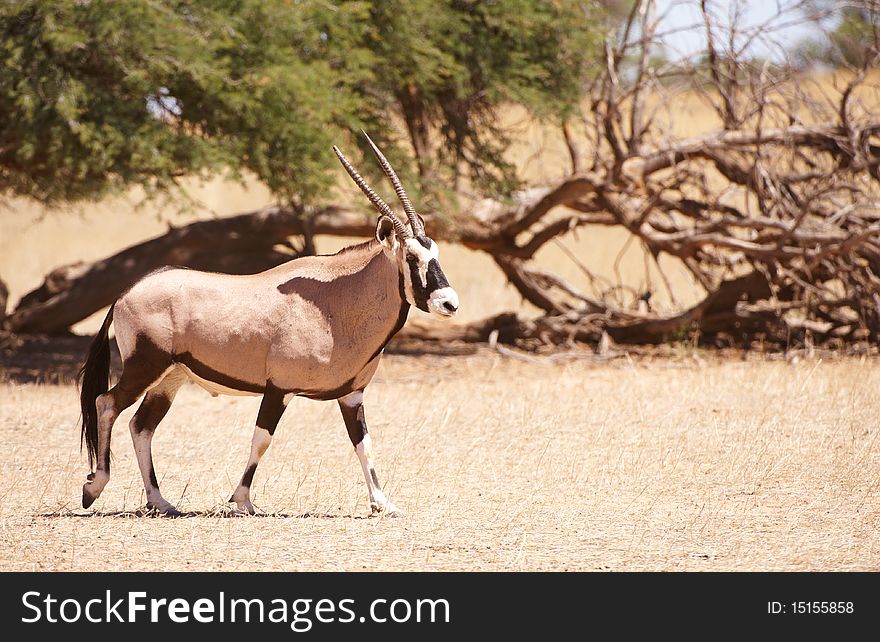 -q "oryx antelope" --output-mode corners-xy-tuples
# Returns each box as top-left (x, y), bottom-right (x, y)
(78, 133), (459, 517)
